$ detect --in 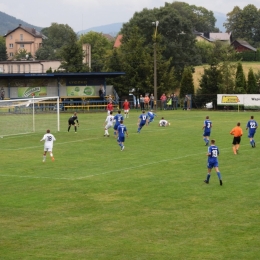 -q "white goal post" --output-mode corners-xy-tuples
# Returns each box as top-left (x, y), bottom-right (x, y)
(0, 96), (60, 137)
